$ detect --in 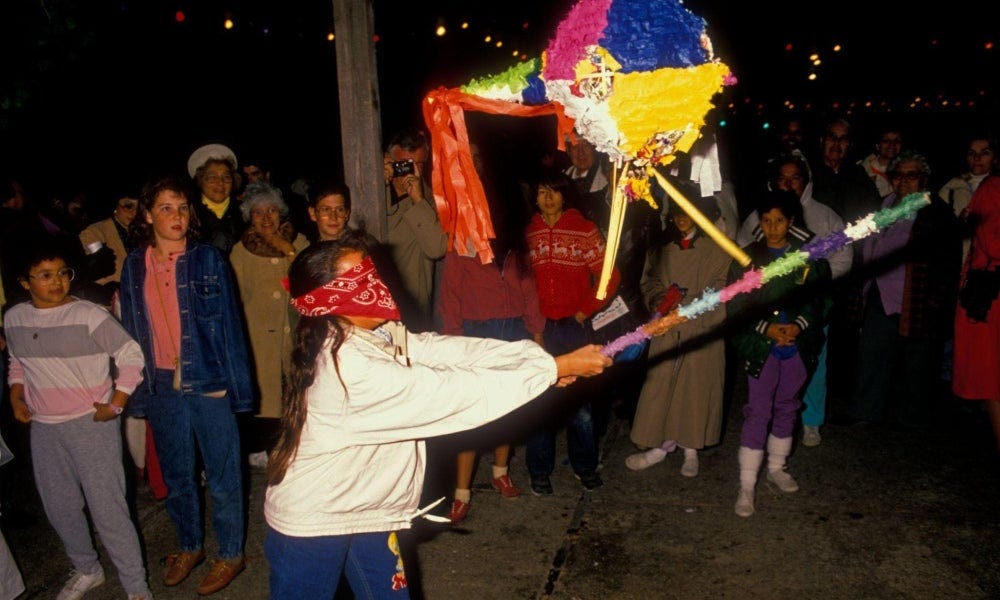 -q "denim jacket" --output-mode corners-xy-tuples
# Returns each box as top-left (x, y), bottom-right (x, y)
(118, 240), (255, 416)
